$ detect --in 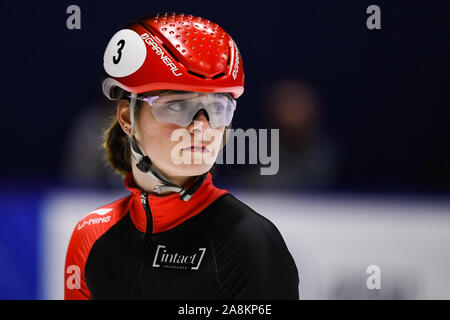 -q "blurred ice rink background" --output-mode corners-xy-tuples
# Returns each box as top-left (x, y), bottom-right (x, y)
(34, 189), (450, 300)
